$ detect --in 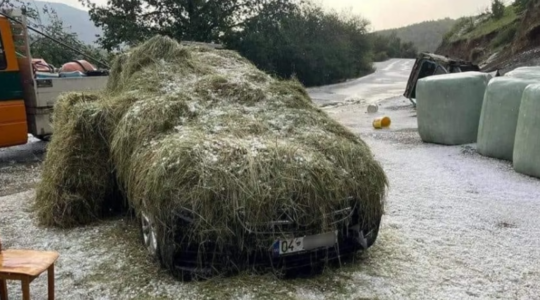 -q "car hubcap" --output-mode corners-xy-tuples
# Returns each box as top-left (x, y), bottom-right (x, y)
(141, 212), (158, 257)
